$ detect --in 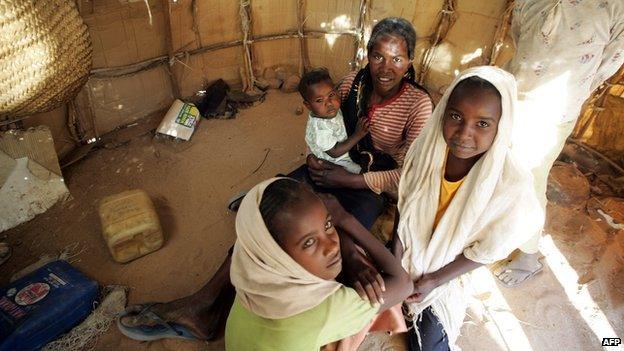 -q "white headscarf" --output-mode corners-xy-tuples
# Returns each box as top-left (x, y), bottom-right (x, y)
(229, 178), (342, 319)
(397, 66), (543, 347)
